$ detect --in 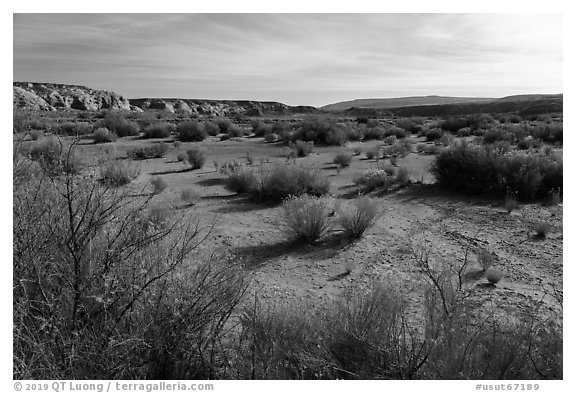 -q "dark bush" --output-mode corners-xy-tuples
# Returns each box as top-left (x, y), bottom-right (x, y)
(333, 151), (353, 167)
(104, 111), (140, 137)
(432, 141), (562, 200)
(186, 148), (206, 169)
(127, 142), (169, 159)
(290, 140), (314, 157)
(254, 166), (331, 202)
(214, 117), (232, 133)
(143, 122), (175, 138)
(204, 121), (220, 136)
(177, 121), (207, 142)
(252, 121), (273, 137)
(424, 128), (444, 142)
(56, 122), (93, 136)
